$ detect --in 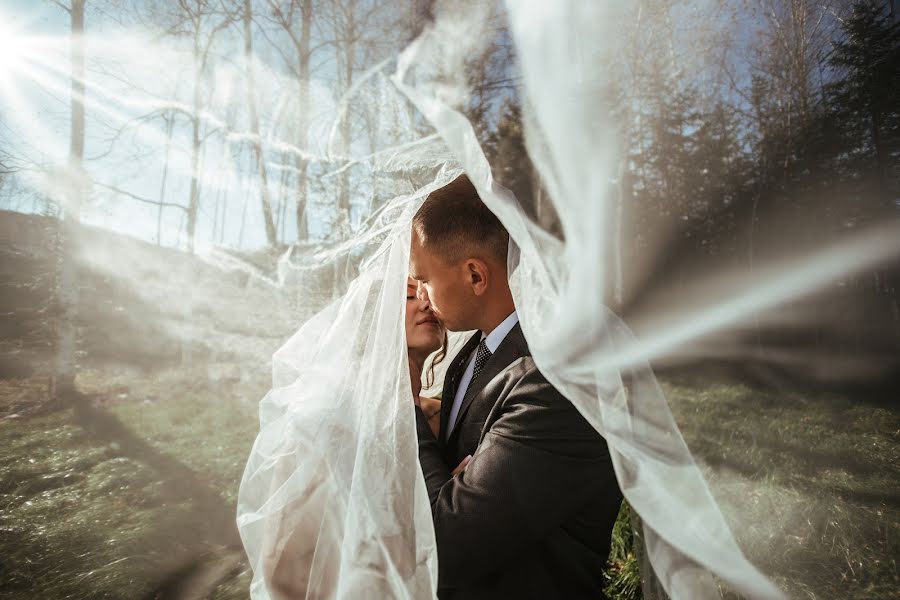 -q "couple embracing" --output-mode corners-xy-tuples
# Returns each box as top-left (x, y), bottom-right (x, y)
(404, 174), (623, 599)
